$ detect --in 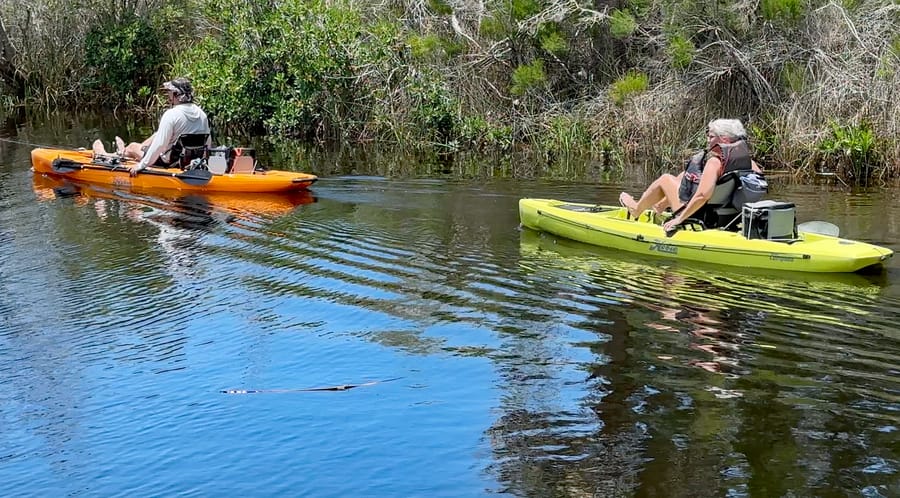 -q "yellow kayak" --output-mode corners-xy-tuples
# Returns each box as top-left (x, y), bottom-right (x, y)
(519, 198), (893, 273)
(31, 148), (317, 193)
